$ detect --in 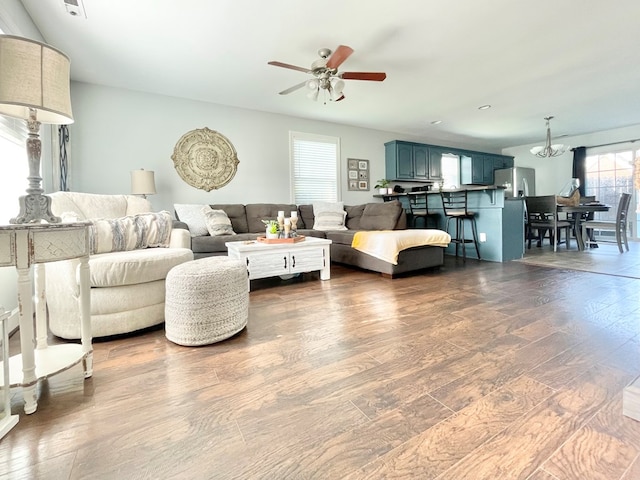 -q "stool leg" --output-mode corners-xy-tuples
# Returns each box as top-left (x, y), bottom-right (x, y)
(471, 217), (481, 260)
(460, 217), (466, 260)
